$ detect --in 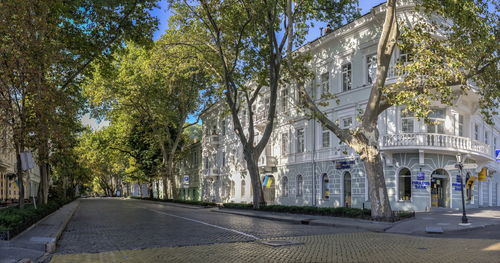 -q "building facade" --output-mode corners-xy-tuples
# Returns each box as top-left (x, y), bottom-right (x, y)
(198, 2), (500, 212)
(176, 142), (202, 201)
